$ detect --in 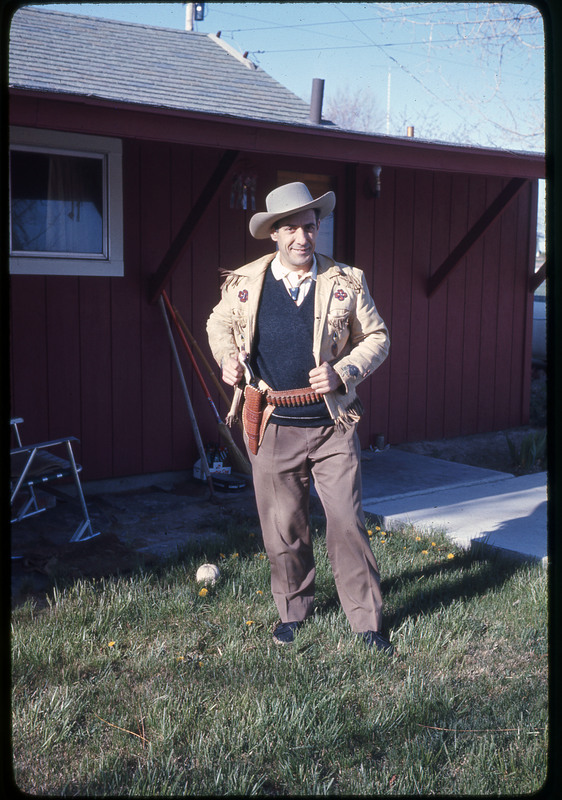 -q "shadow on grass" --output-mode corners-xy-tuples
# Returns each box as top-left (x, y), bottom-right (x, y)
(111, 511), (529, 635)
(380, 549), (525, 630)
(310, 551), (526, 634)
(12, 503), (529, 636)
